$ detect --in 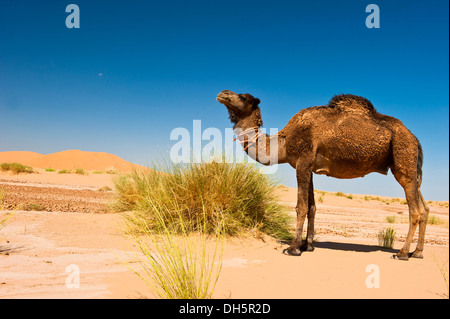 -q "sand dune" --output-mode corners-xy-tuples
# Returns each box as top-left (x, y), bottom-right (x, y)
(0, 150), (147, 172)
(0, 151), (42, 164)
